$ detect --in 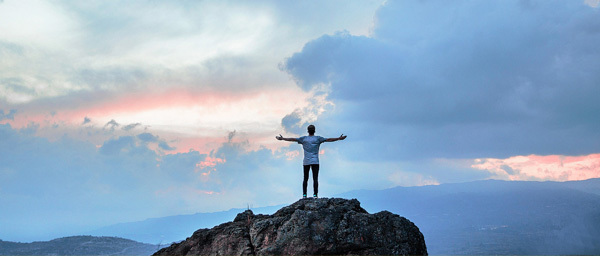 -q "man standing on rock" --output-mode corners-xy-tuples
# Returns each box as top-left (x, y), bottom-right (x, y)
(276, 124), (347, 199)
